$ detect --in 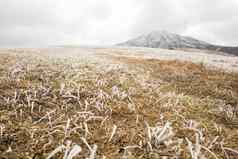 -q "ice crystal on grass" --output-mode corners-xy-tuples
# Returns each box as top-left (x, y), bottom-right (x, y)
(145, 121), (174, 150)
(47, 141), (82, 159)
